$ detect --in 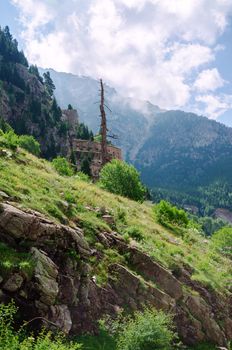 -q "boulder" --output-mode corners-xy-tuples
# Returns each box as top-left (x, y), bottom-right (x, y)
(31, 248), (59, 305)
(3, 273), (24, 292)
(50, 305), (72, 334)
